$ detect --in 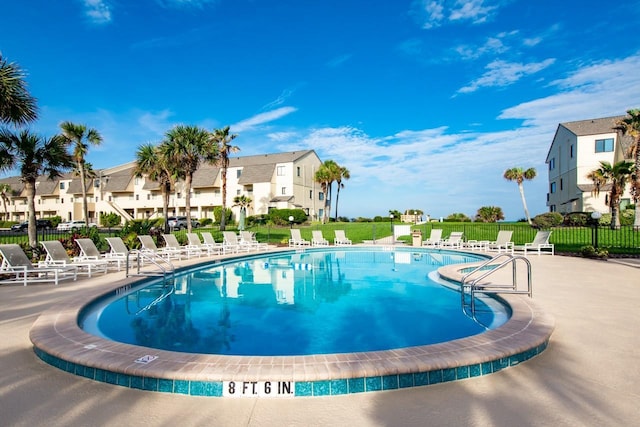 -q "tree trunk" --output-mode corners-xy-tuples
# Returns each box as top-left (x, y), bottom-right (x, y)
(220, 165), (227, 231)
(334, 185), (341, 221)
(163, 182), (170, 234)
(185, 174), (192, 233)
(79, 162), (89, 226)
(634, 139), (640, 229)
(25, 179), (37, 251)
(518, 182), (532, 224)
